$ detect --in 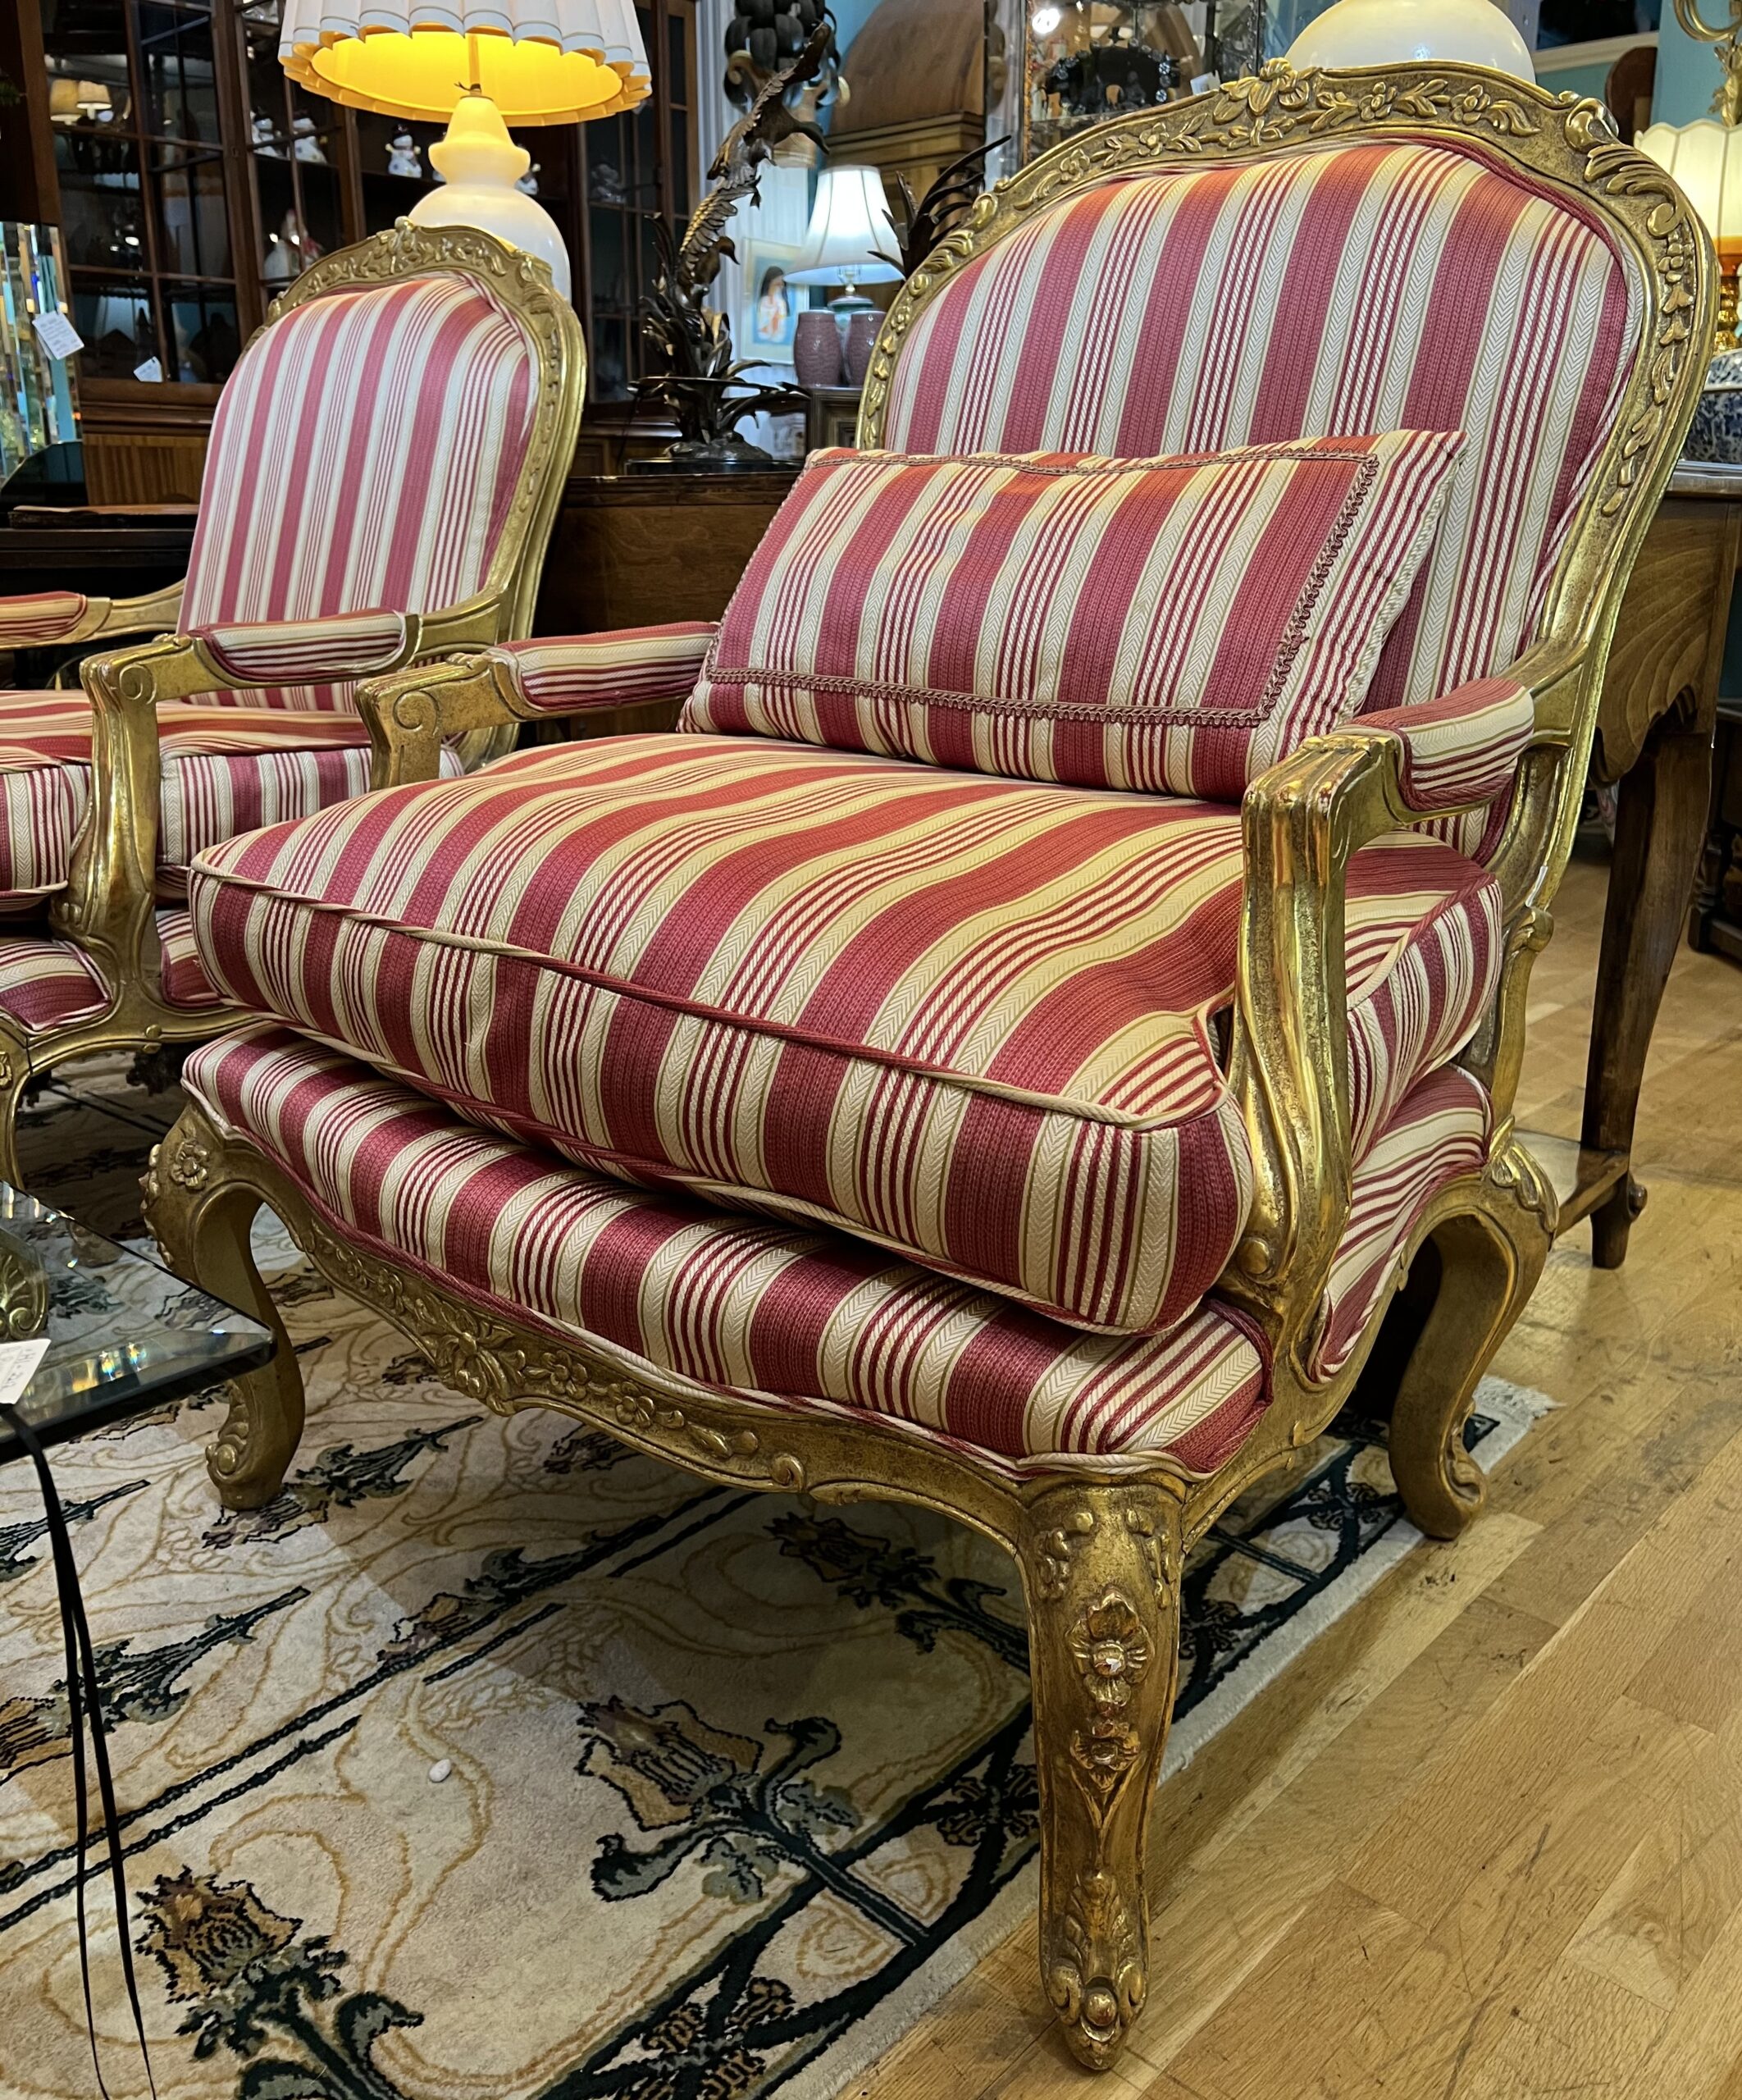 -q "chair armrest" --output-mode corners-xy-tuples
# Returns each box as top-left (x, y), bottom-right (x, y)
(1223, 653), (1557, 1376)
(1350, 677), (1535, 815)
(486, 623), (717, 714)
(0, 582), (185, 653)
(185, 608), (412, 687)
(353, 622), (718, 788)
